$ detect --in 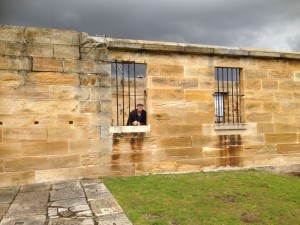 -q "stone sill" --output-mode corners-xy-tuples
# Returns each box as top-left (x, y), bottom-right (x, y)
(110, 125), (151, 133)
(214, 123), (247, 130)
